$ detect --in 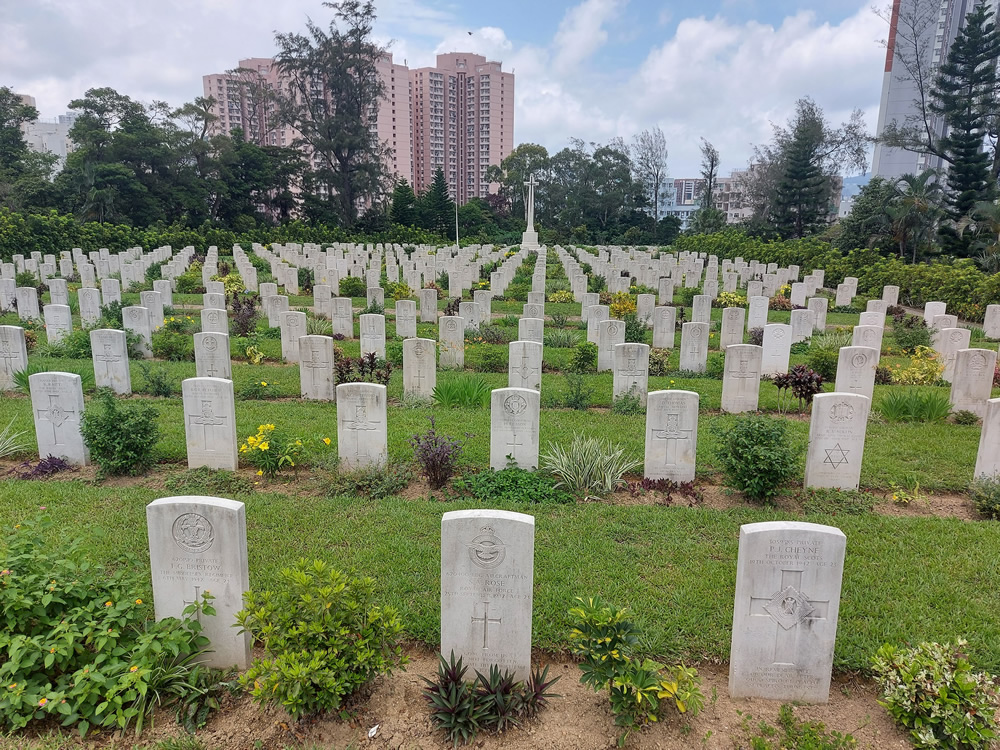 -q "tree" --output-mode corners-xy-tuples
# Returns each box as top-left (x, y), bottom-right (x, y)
(389, 178), (416, 225)
(0, 87), (58, 211)
(416, 167), (454, 237)
(225, 66), (278, 146)
(770, 114), (831, 239)
(834, 176), (897, 252)
(273, 1), (390, 228)
(689, 139), (726, 234)
(930, 3), (1000, 254)
(631, 126), (669, 219)
(886, 169), (944, 262)
(493, 143), (549, 220)
(957, 199), (1000, 271)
